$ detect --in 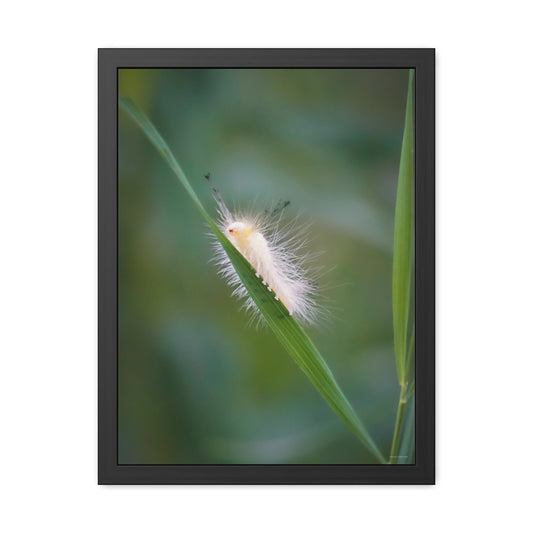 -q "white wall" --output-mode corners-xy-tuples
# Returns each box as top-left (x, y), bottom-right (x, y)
(1, 1), (532, 531)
